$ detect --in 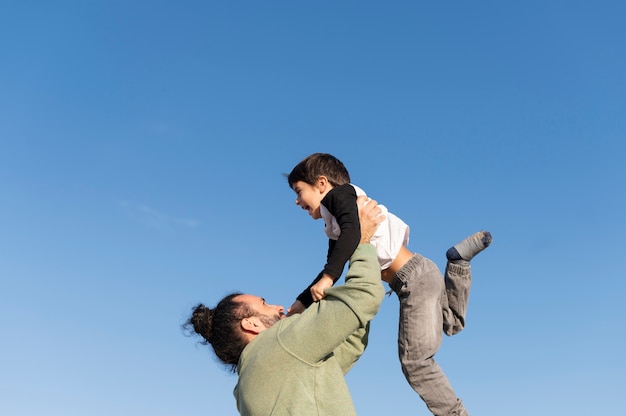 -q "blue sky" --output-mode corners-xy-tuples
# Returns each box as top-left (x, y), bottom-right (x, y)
(1, 1), (624, 415)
